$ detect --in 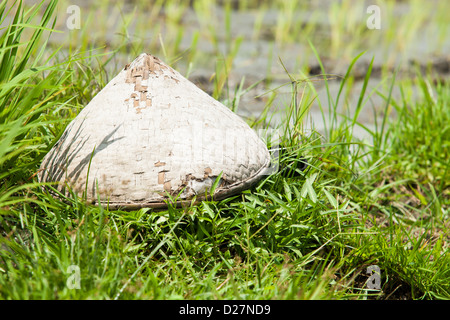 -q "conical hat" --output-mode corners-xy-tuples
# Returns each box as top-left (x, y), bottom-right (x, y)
(38, 53), (271, 209)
